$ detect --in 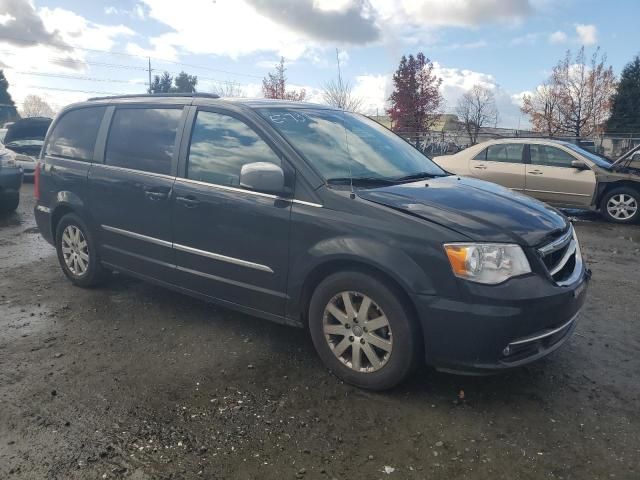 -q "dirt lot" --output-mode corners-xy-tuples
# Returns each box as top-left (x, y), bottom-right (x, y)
(1, 184), (639, 480)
